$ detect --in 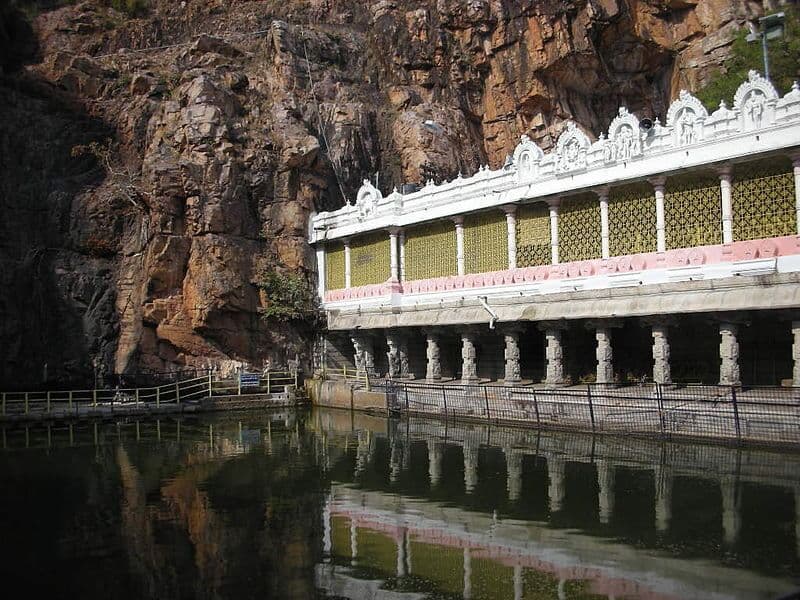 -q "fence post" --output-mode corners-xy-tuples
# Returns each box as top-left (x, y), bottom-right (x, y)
(365, 372), (371, 392)
(731, 386), (741, 441)
(68, 391), (73, 412)
(656, 383), (665, 437)
(441, 386), (448, 418)
(24, 393), (29, 415)
(266, 371), (271, 394)
(46, 391), (51, 414)
(483, 386), (490, 419)
(294, 369), (298, 389)
(343, 364), (347, 380)
(532, 389), (540, 426)
(404, 385), (410, 413)
(1, 392), (5, 417)
(156, 386), (161, 407)
(238, 374), (242, 396)
(587, 385), (595, 432)
(175, 381), (181, 404)
(208, 370), (213, 397)
(92, 388), (97, 408)
(135, 388), (140, 405)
